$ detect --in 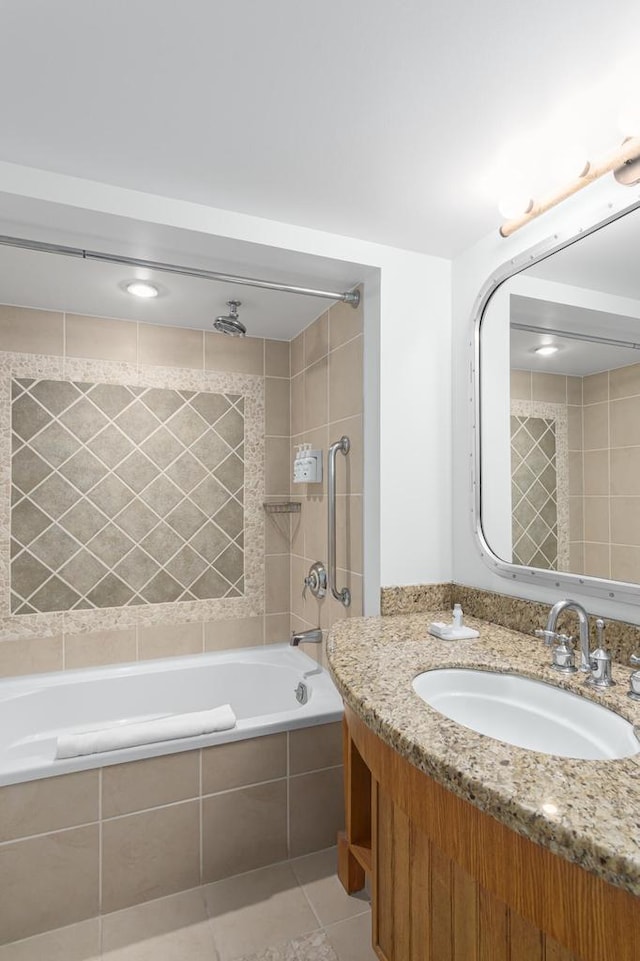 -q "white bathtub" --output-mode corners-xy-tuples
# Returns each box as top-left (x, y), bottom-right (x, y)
(0, 643), (343, 786)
